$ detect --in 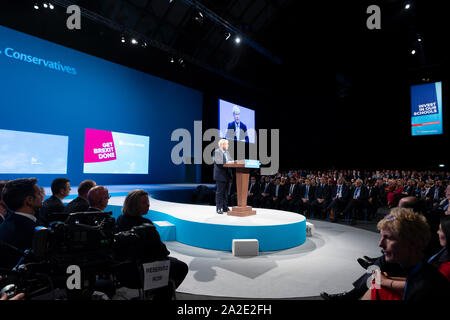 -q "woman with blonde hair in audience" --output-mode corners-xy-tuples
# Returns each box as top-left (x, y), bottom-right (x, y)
(360, 208), (450, 300)
(115, 189), (188, 299)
